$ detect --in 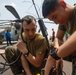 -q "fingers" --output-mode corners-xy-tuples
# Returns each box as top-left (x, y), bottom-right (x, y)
(56, 59), (63, 68)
